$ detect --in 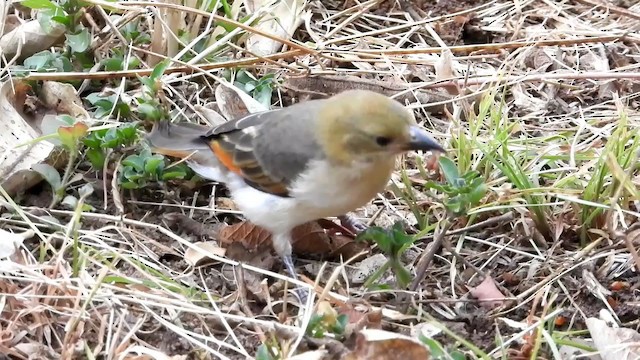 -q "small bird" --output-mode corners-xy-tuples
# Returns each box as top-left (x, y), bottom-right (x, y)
(147, 89), (444, 290)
